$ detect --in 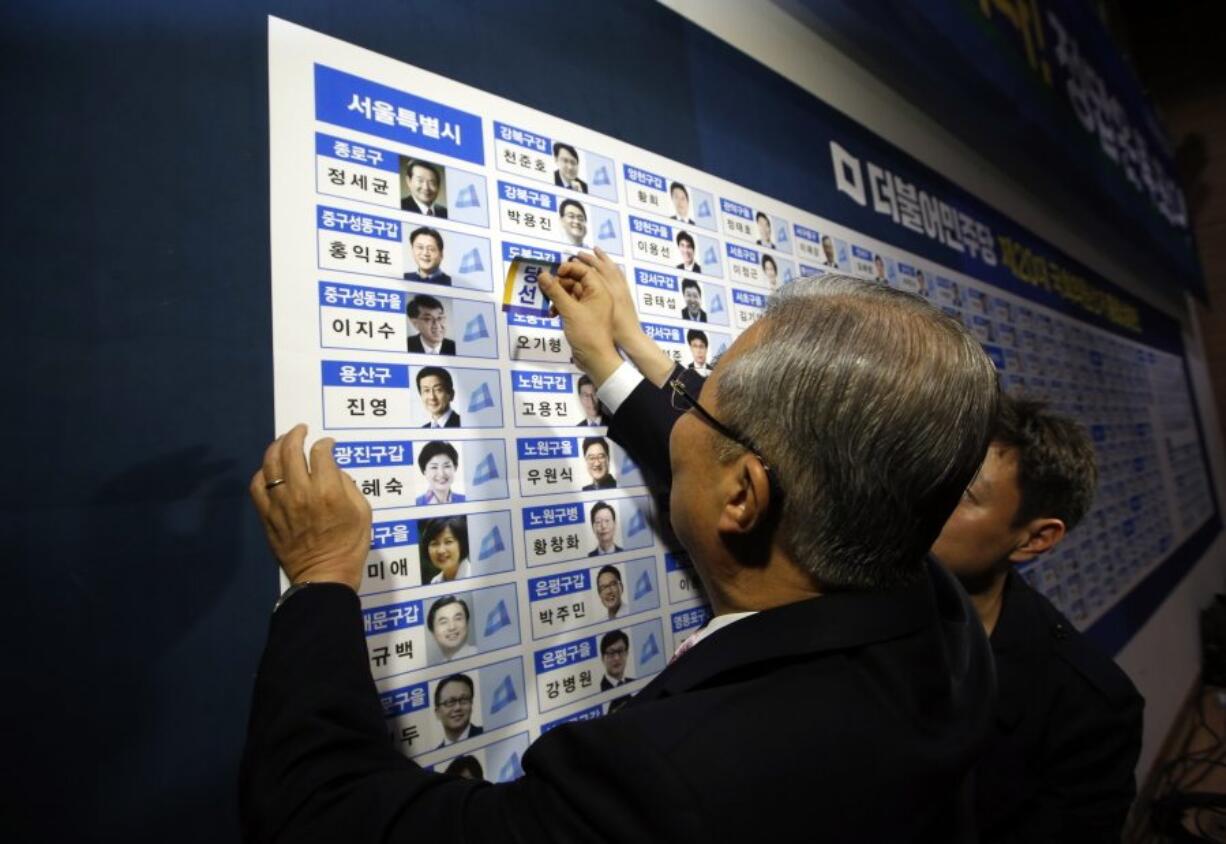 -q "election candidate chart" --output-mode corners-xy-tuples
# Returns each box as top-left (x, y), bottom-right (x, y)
(269, 17), (1215, 780)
